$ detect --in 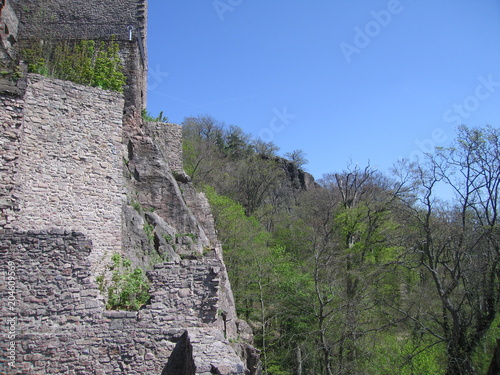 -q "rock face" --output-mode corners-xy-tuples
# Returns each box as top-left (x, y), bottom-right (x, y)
(122, 118), (259, 371)
(277, 157), (319, 191)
